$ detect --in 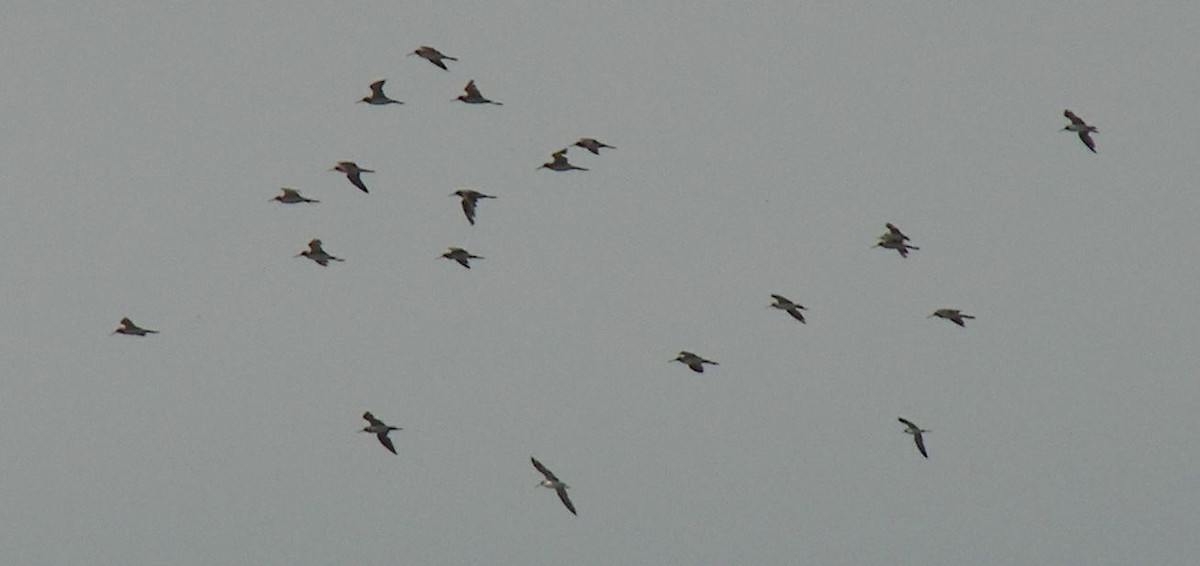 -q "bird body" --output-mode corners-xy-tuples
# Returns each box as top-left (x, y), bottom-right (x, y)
(455, 80), (501, 105)
(297, 238), (345, 266)
(359, 79), (402, 105)
(538, 149), (587, 171)
(271, 188), (318, 204)
(672, 351), (718, 373)
(1062, 109), (1098, 153)
(112, 317), (157, 336)
(930, 308), (975, 327)
(409, 46), (457, 70)
(899, 417), (929, 458)
(441, 247), (483, 269)
(331, 161), (374, 193)
(573, 138), (615, 155)
(451, 189), (496, 225)
(770, 294), (808, 323)
(531, 457), (576, 515)
(361, 412), (401, 455)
